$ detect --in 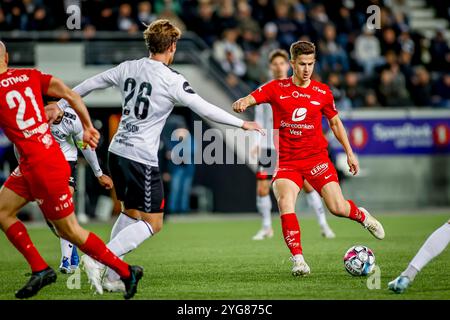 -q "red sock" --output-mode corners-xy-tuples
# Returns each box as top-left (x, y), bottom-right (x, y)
(280, 213), (302, 256)
(6, 221), (48, 273)
(79, 233), (130, 278)
(347, 200), (366, 223)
